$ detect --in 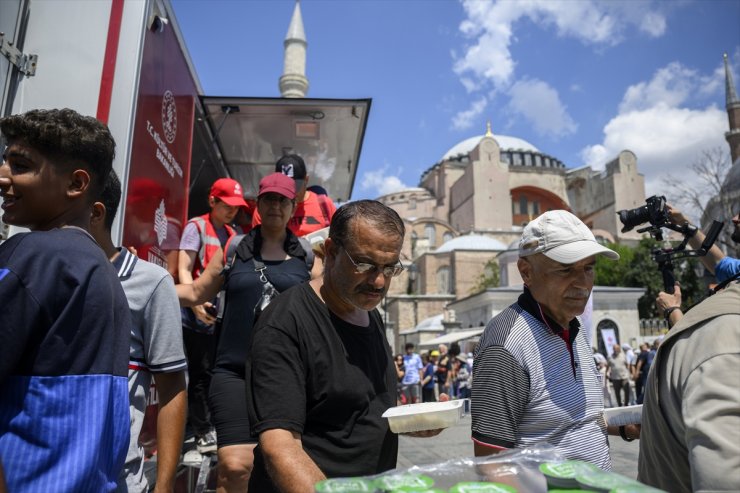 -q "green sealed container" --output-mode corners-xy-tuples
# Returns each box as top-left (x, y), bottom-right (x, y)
(315, 477), (377, 492)
(374, 474), (435, 491)
(449, 482), (517, 493)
